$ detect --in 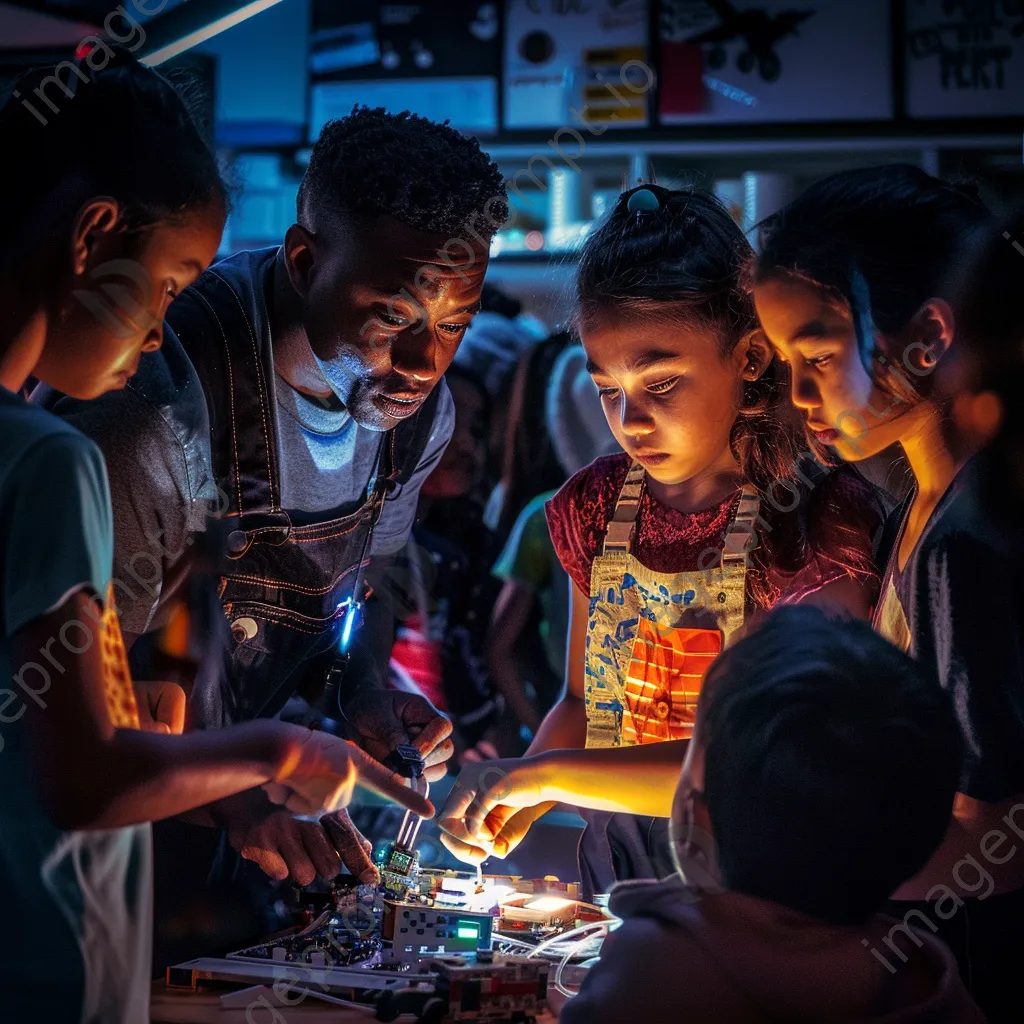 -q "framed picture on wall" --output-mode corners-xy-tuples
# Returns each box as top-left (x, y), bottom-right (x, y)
(503, 0), (651, 130)
(906, 0), (1024, 118)
(308, 1), (501, 139)
(659, 0), (893, 124)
